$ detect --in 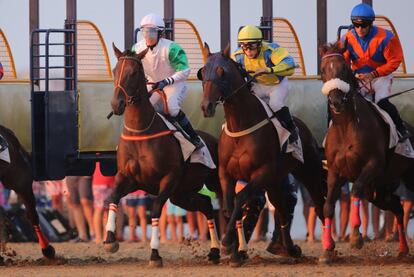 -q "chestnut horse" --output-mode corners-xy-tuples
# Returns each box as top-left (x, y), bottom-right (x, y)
(199, 44), (326, 266)
(104, 44), (222, 267)
(319, 42), (414, 263)
(0, 125), (55, 262)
